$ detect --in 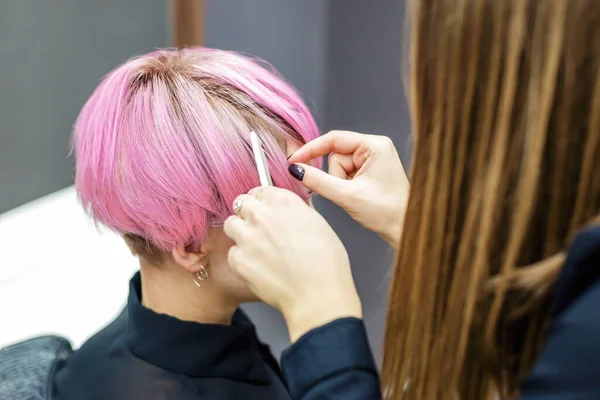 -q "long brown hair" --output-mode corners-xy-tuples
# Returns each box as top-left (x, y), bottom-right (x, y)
(383, 0), (600, 398)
